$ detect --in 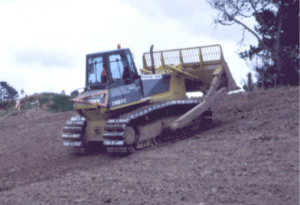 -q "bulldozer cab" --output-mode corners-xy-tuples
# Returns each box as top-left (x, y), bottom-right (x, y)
(85, 48), (144, 108)
(86, 48), (140, 90)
